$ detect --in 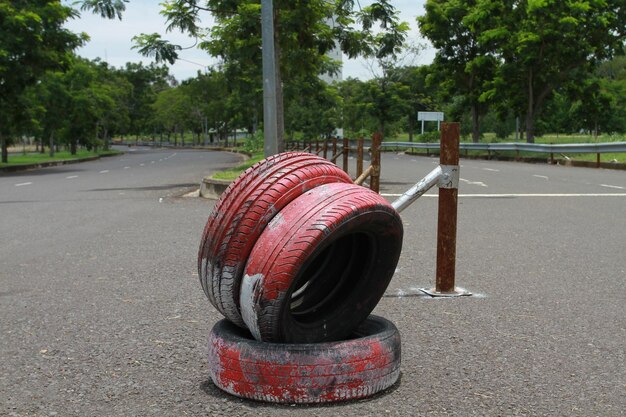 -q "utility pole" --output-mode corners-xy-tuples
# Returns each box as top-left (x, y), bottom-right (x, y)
(261, 0), (279, 157)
